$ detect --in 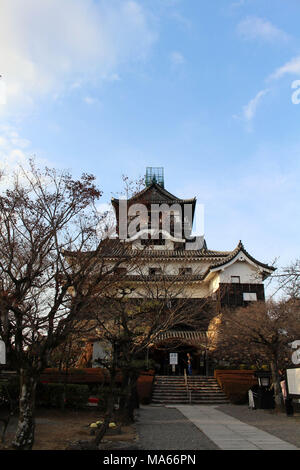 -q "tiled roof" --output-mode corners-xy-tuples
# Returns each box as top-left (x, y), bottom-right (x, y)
(209, 240), (276, 272)
(65, 239), (275, 278)
(111, 182), (196, 205)
(90, 239), (231, 260)
(123, 274), (206, 282)
(154, 329), (207, 343)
